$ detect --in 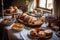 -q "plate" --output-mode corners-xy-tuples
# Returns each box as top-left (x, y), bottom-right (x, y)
(27, 30), (38, 39)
